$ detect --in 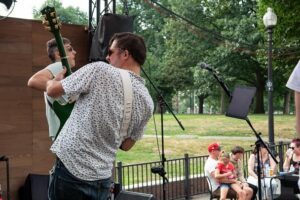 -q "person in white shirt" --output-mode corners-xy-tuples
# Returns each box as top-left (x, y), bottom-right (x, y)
(204, 143), (238, 198)
(46, 32), (154, 200)
(27, 37), (77, 140)
(286, 61), (300, 137)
